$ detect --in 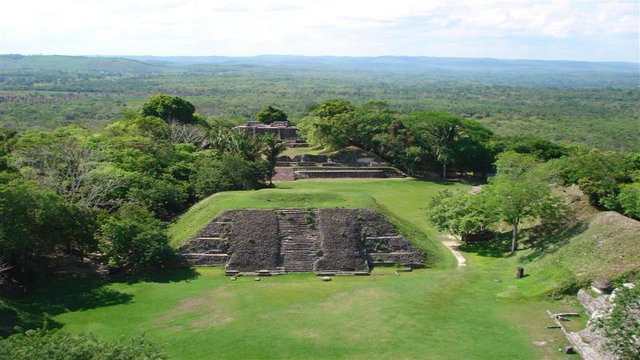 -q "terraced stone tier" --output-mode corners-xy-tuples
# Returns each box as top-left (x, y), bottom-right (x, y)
(315, 209), (369, 272)
(178, 208), (424, 273)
